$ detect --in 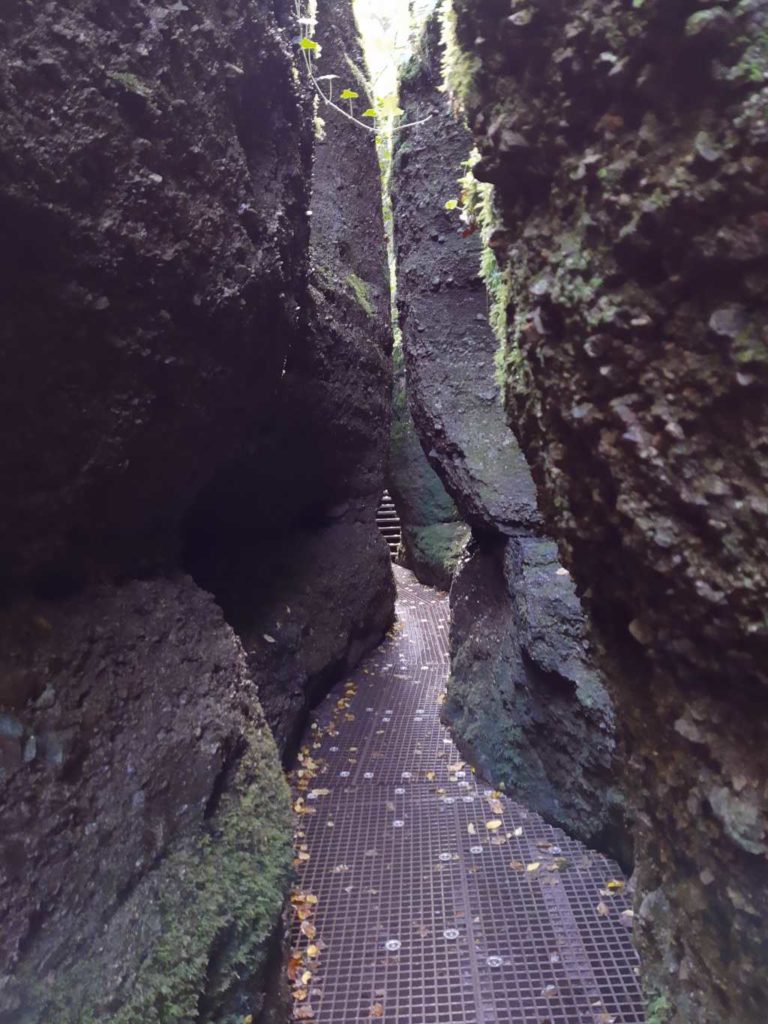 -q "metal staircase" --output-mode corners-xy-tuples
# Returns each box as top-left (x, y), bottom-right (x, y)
(376, 490), (401, 560)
